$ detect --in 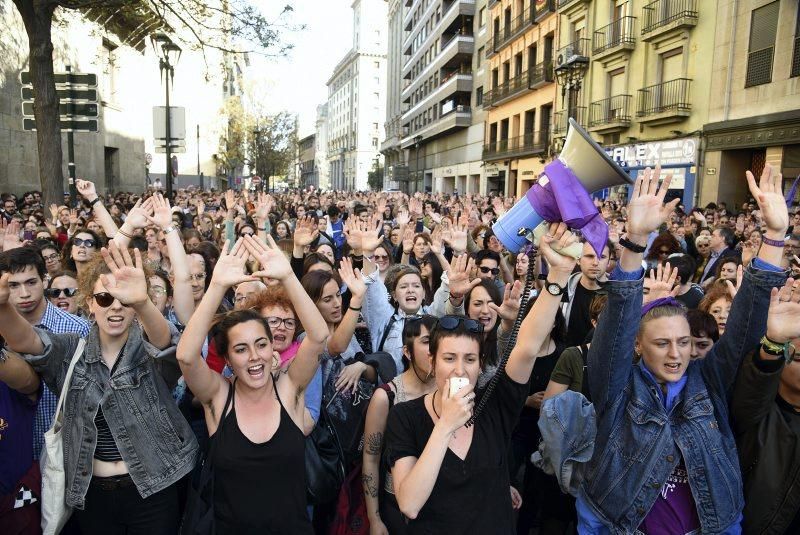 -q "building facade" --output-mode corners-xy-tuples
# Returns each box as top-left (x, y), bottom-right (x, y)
(326, 0), (388, 191)
(382, 0), (409, 191)
(397, 0), (489, 195)
(298, 133), (317, 187)
(314, 104), (330, 190)
(555, 0), (715, 209)
(483, 0), (559, 197)
(702, 0), (800, 207)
